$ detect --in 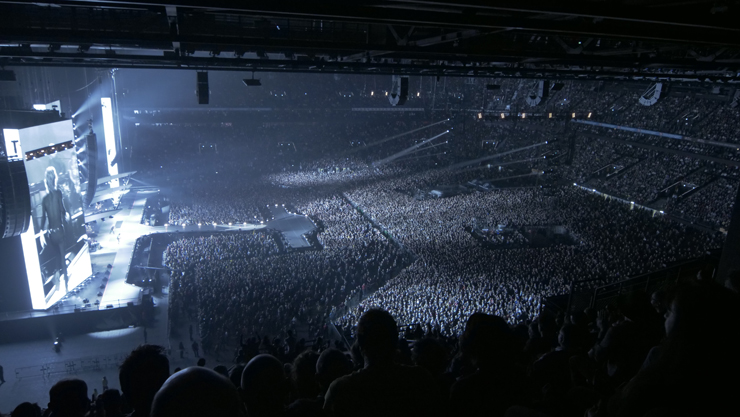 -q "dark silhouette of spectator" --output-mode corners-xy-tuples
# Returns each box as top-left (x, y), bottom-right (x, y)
(285, 350), (323, 417)
(316, 349), (352, 395)
(196, 358), (206, 367)
(412, 337), (454, 401)
(323, 309), (440, 417)
(241, 354), (289, 417)
(10, 402), (41, 417)
(99, 389), (123, 417)
(527, 324), (583, 416)
(290, 350), (320, 402)
(151, 366), (246, 417)
(607, 284), (740, 416)
(649, 290), (667, 318)
(450, 313), (527, 417)
(47, 379), (89, 417)
(119, 345), (170, 417)
(214, 365), (229, 378)
(228, 364), (246, 388)
(725, 270), (740, 293)
(192, 340), (199, 357)
(588, 294), (659, 389)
